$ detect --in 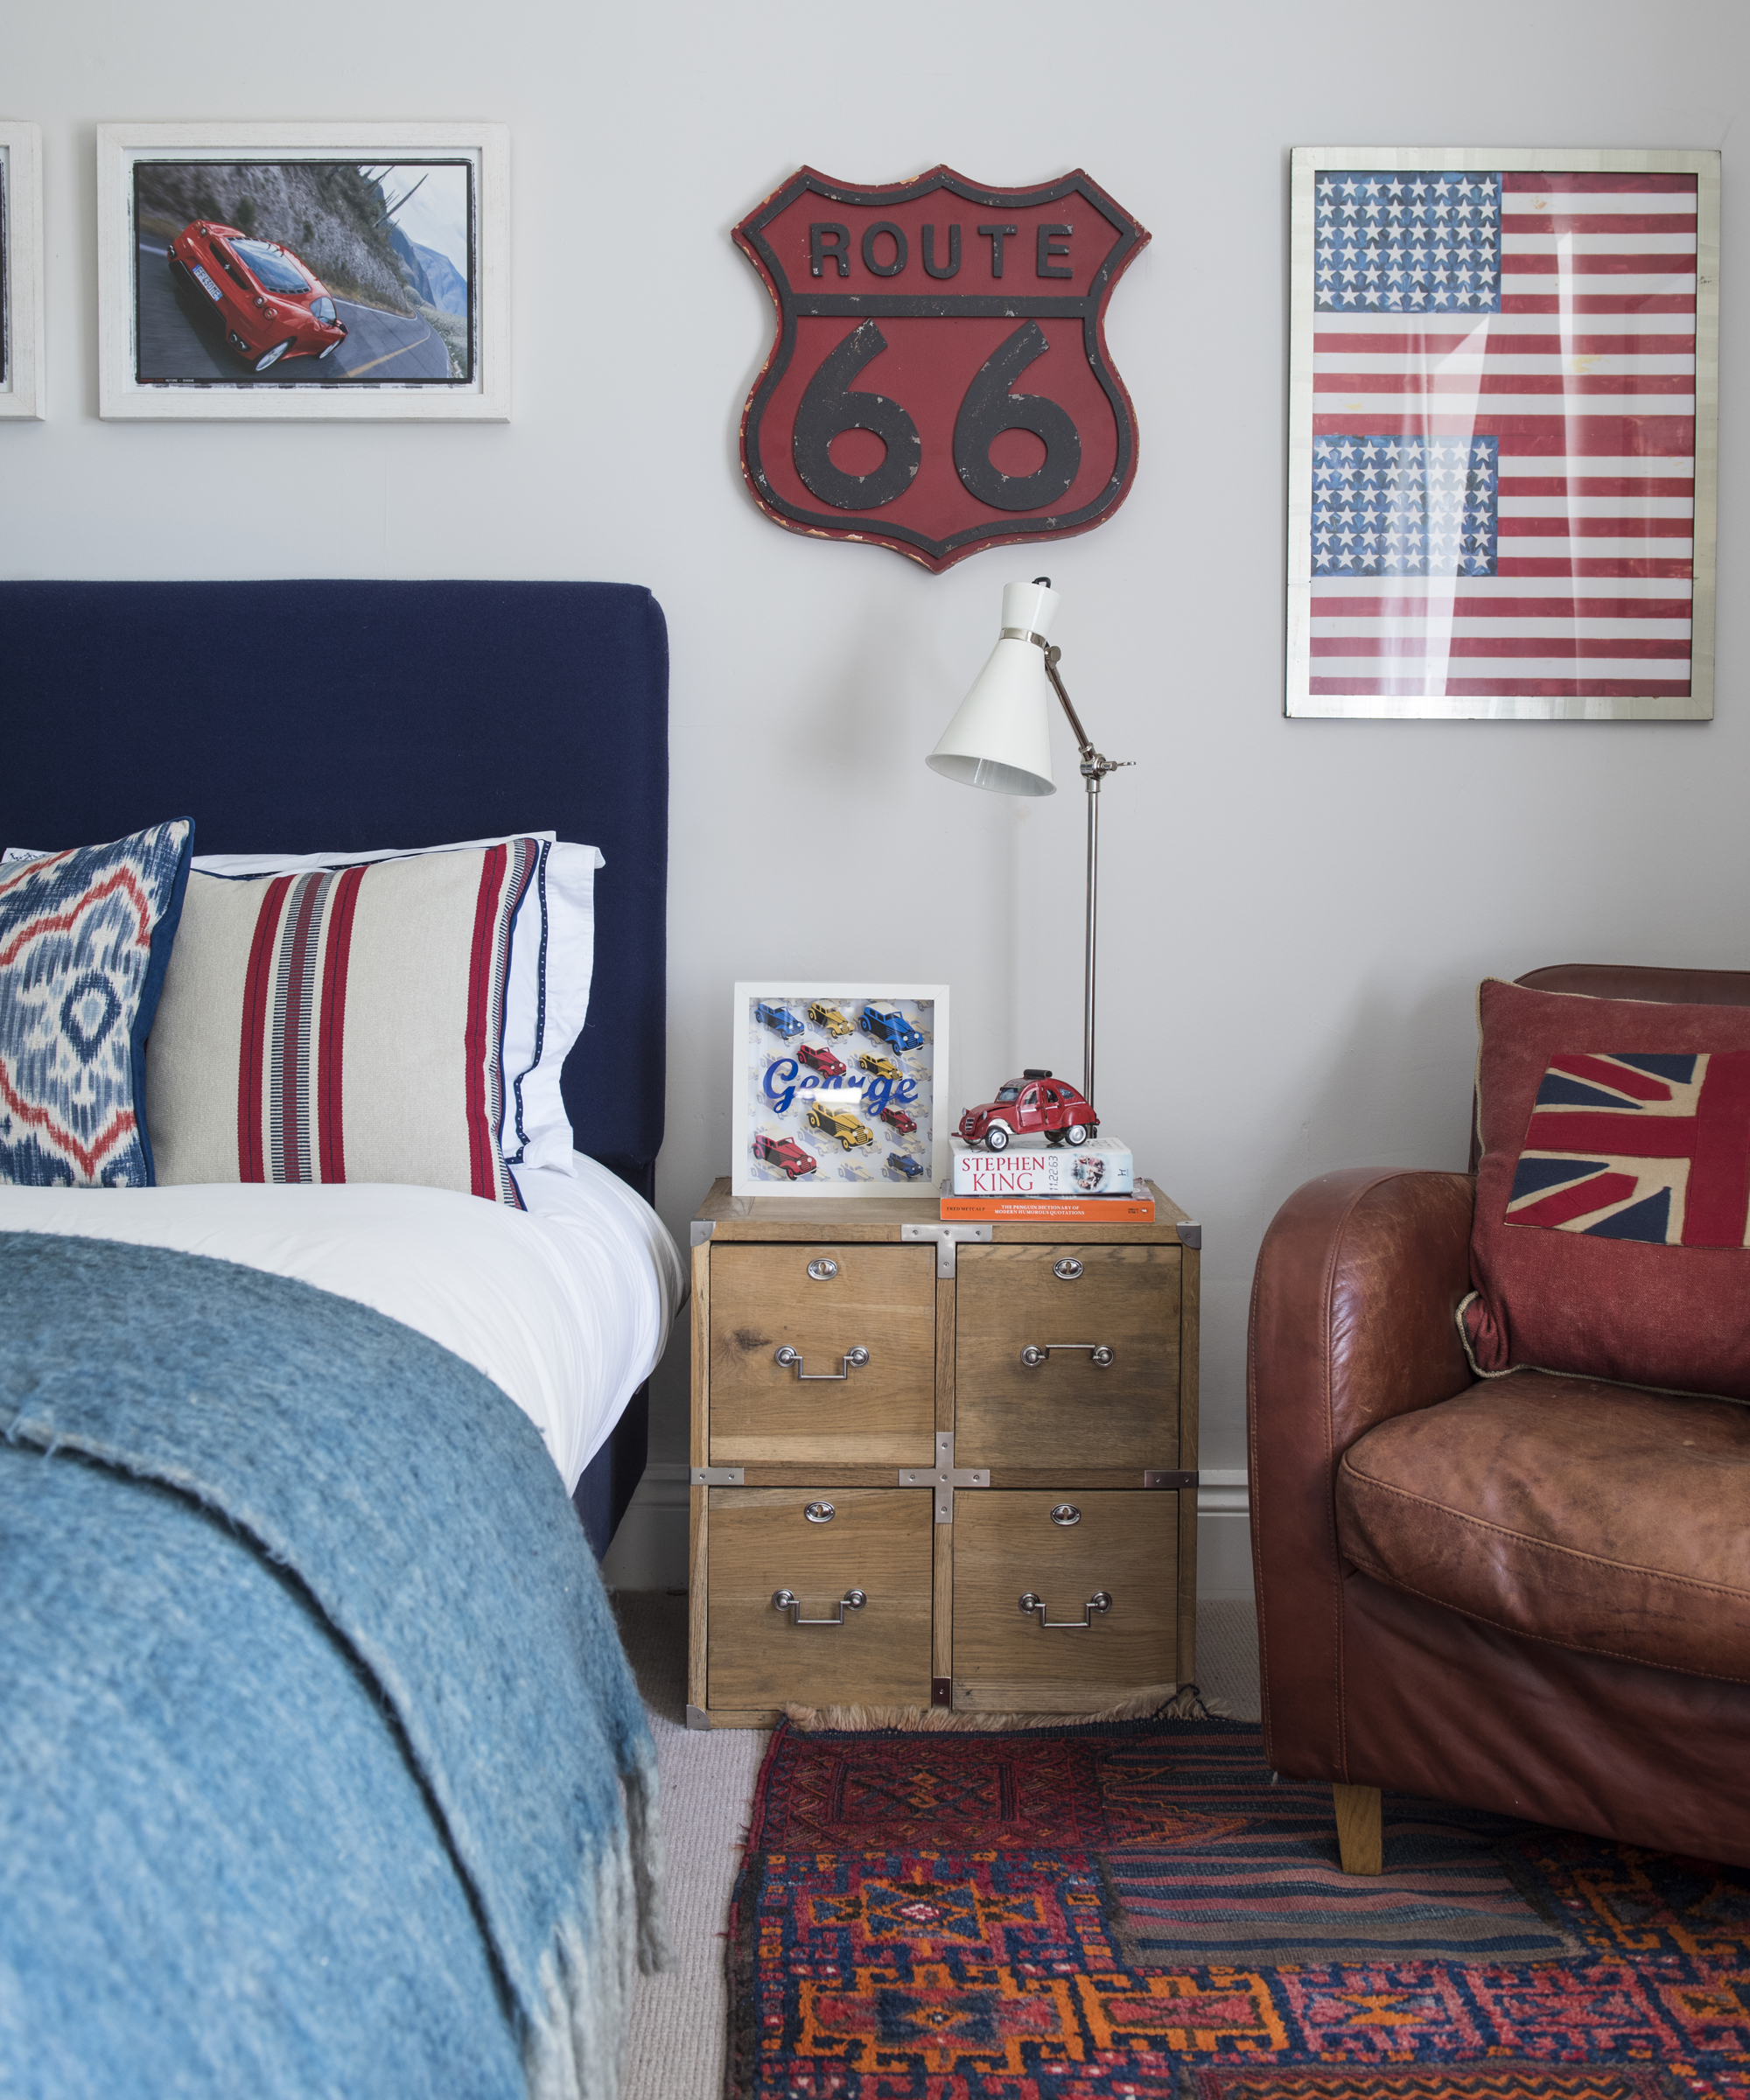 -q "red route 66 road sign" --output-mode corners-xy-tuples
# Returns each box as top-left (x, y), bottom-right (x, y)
(733, 166), (1150, 572)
